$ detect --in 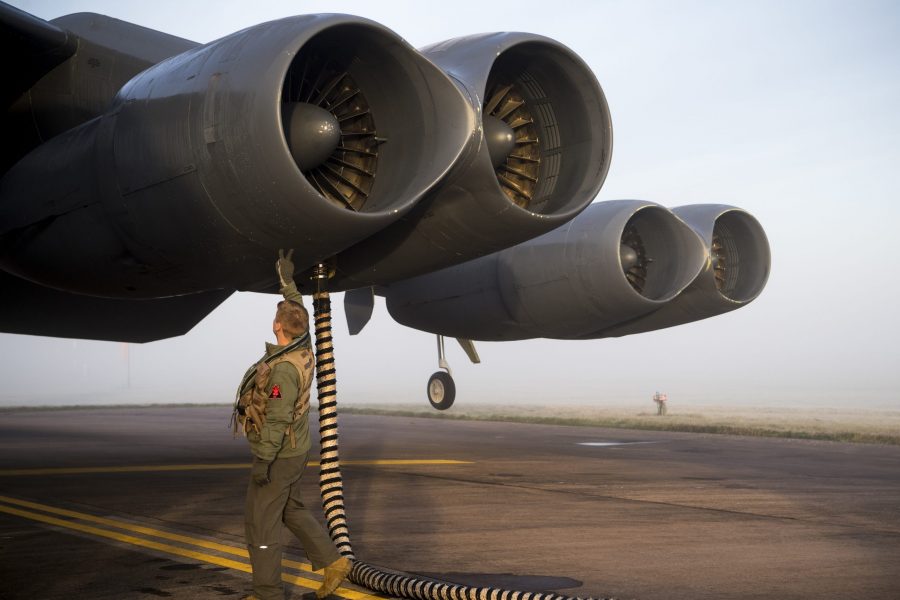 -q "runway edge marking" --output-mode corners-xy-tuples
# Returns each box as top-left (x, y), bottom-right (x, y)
(0, 496), (382, 600)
